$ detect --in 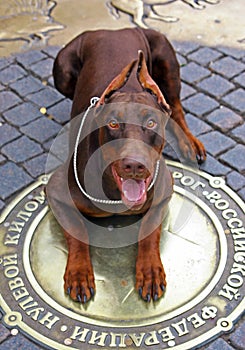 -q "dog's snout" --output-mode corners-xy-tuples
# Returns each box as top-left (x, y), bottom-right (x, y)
(122, 158), (146, 176)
